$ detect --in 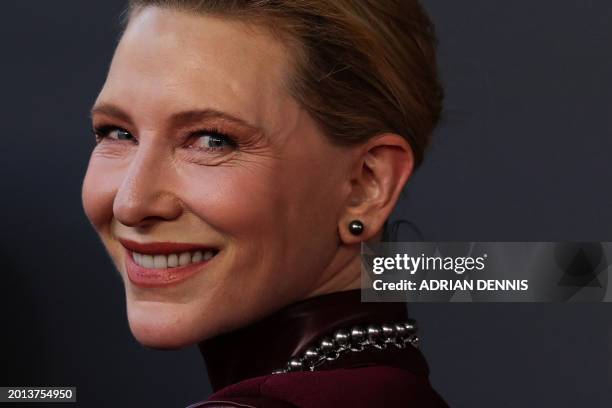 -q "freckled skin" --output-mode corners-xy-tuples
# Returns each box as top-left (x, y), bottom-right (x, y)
(82, 7), (364, 349)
